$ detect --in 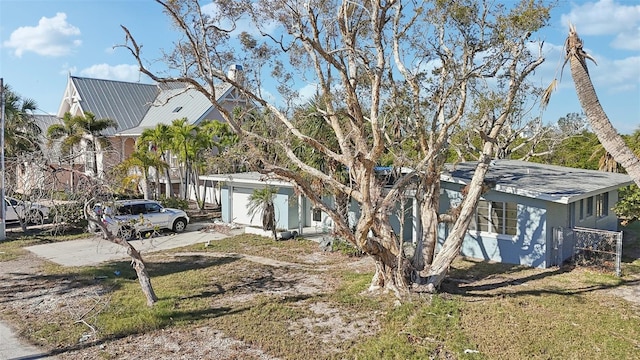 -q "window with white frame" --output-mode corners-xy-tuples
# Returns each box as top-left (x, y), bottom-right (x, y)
(579, 199), (584, 220)
(469, 200), (517, 236)
(586, 196), (594, 217)
(595, 193), (609, 217)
